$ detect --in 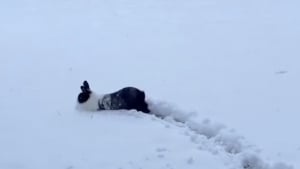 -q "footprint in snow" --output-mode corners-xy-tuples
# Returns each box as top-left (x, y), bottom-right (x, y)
(157, 154), (165, 159)
(156, 147), (168, 153)
(187, 157), (194, 165)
